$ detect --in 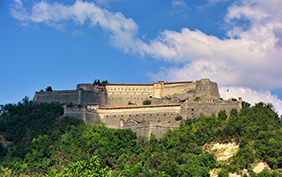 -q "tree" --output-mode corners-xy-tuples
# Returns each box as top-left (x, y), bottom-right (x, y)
(101, 80), (109, 87)
(175, 115), (183, 121)
(241, 101), (251, 108)
(93, 79), (97, 85)
(45, 86), (53, 92)
(143, 100), (151, 105)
